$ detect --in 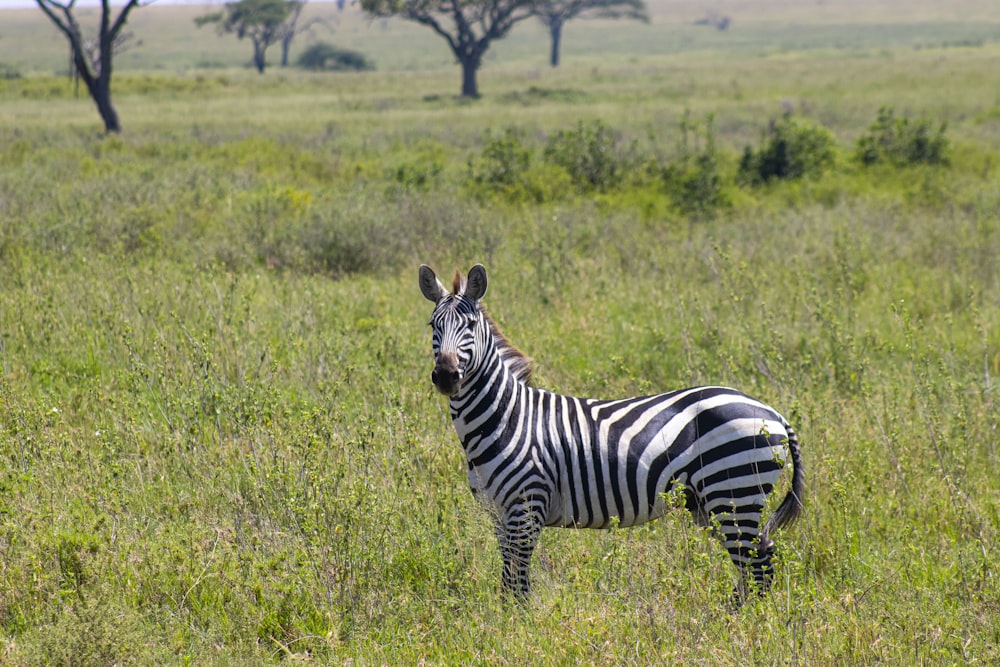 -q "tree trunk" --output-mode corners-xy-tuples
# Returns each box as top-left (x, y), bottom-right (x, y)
(549, 19), (562, 68)
(95, 30), (121, 133)
(253, 39), (267, 73)
(460, 55), (479, 98)
(73, 50), (121, 133)
(281, 31), (292, 67)
(281, 3), (303, 68)
(94, 77), (121, 133)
